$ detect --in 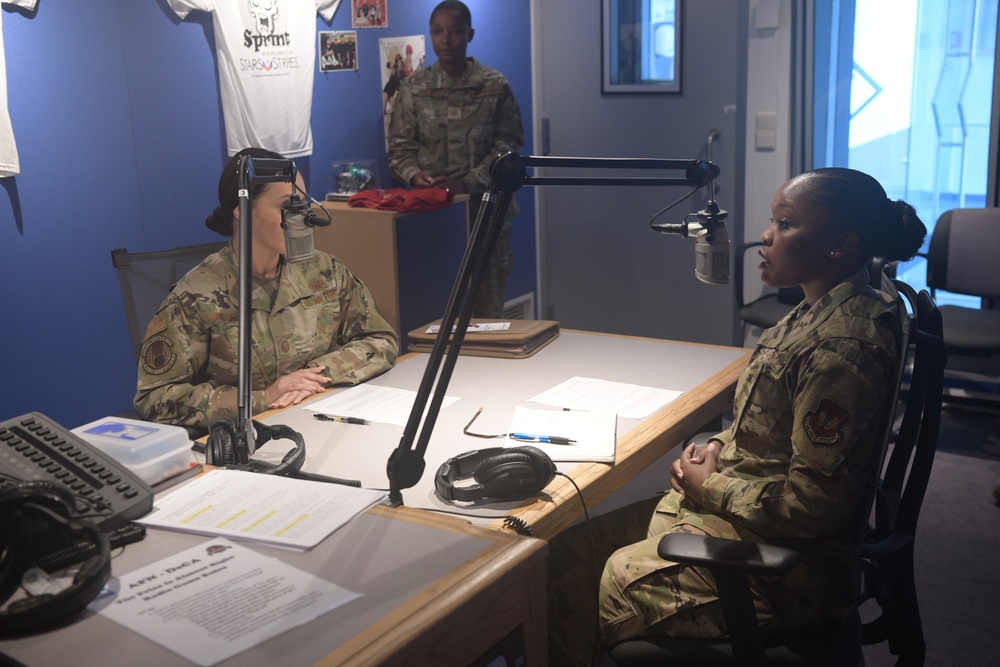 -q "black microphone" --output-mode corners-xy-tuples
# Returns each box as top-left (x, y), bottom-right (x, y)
(652, 197), (730, 286)
(280, 191), (331, 264)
